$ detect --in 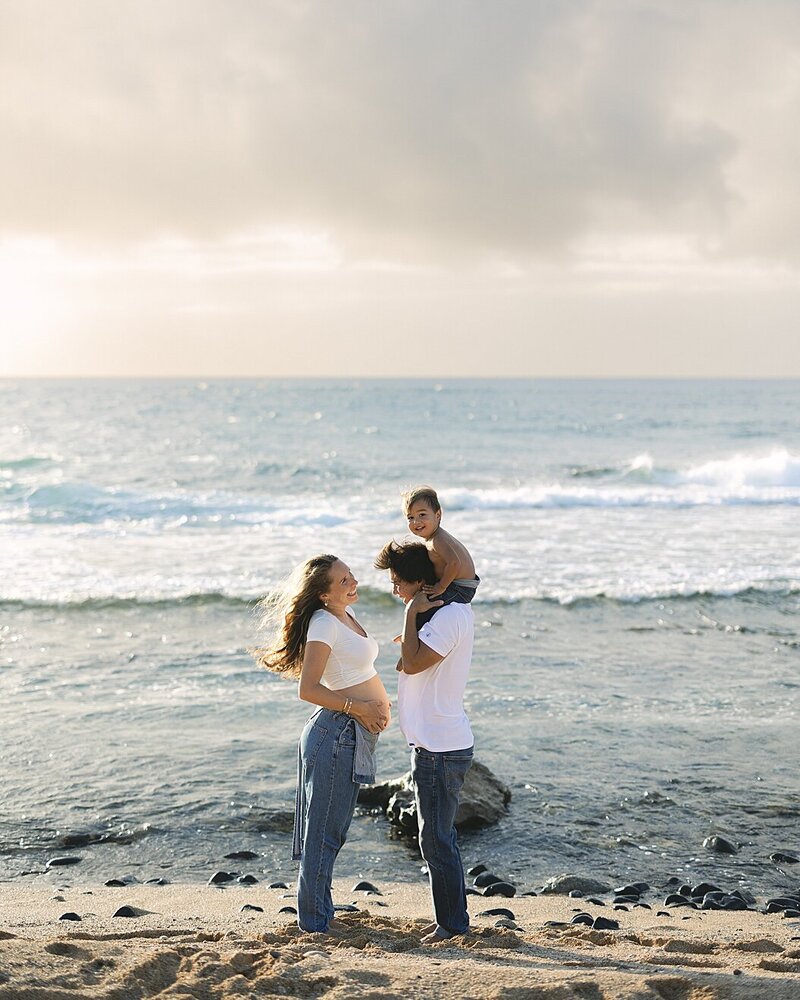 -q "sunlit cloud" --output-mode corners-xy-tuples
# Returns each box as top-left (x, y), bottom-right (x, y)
(2, 0), (800, 375)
